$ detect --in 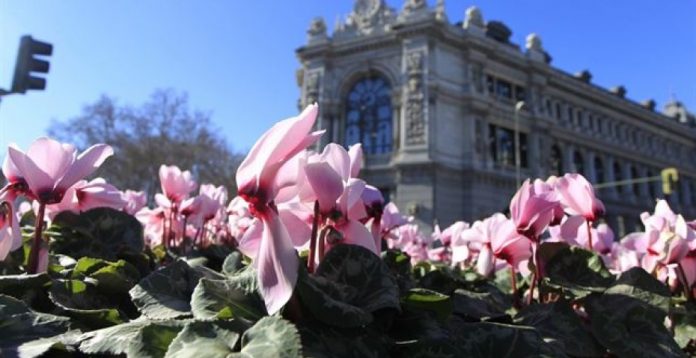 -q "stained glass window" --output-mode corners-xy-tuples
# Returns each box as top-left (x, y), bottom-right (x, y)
(345, 77), (392, 154)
